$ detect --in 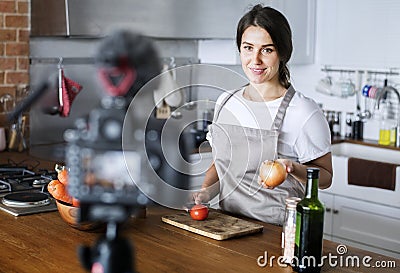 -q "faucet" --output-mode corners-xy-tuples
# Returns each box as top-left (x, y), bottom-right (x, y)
(374, 85), (400, 147)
